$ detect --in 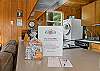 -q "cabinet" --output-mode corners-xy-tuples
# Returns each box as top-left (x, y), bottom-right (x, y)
(82, 0), (100, 26)
(46, 11), (63, 26)
(82, 2), (95, 26)
(96, 0), (100, 24)
(90, 43), (100, 52)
